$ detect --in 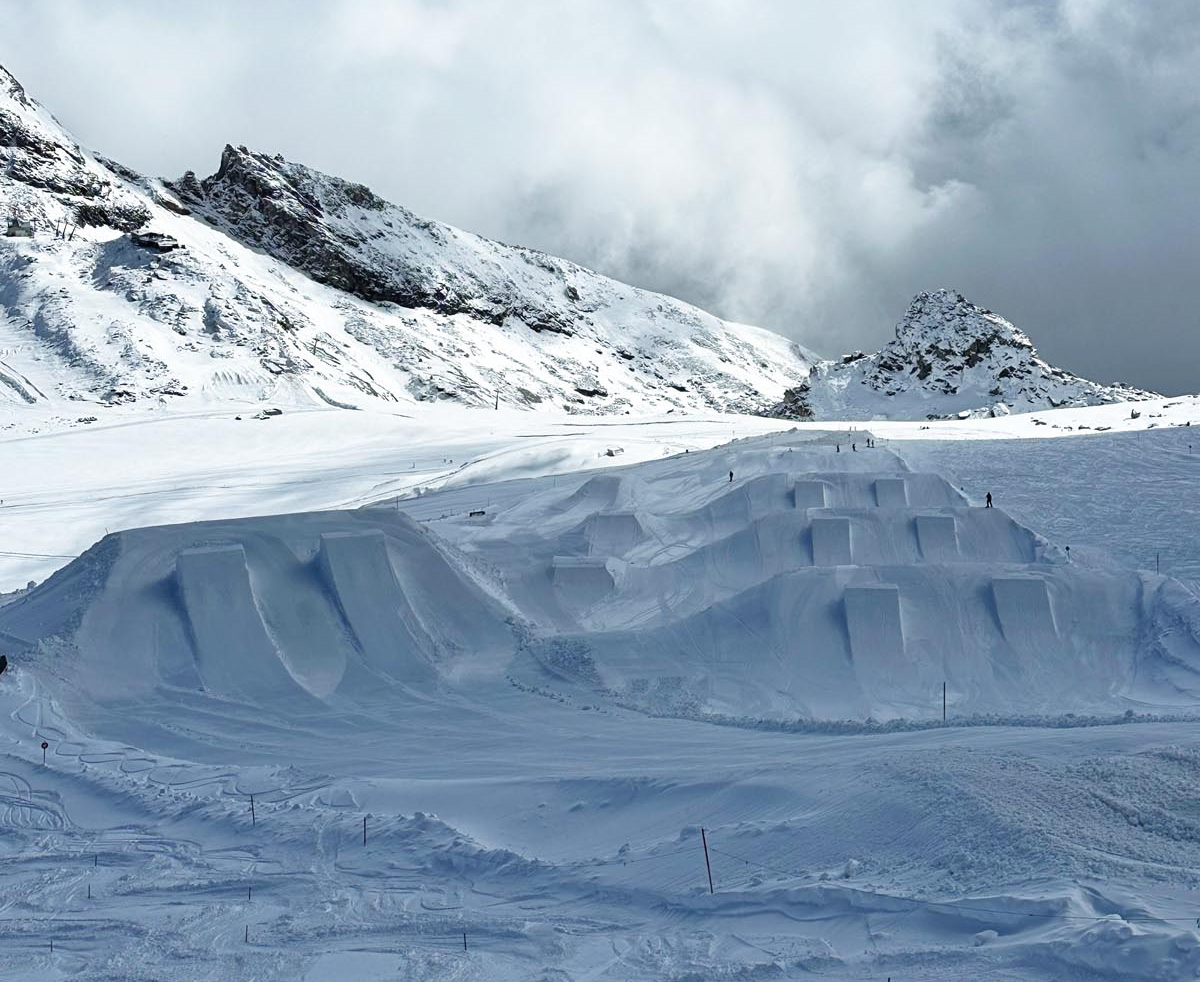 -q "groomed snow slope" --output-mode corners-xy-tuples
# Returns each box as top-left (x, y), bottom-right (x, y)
(5, 411), (1200, 978)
